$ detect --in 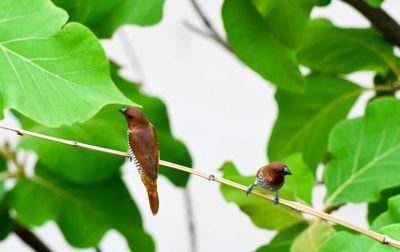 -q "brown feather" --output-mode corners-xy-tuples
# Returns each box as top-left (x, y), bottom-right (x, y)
(128, 125), (159, 179)
(261, 162), (286, 188)
(141, 175), (159, 215)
